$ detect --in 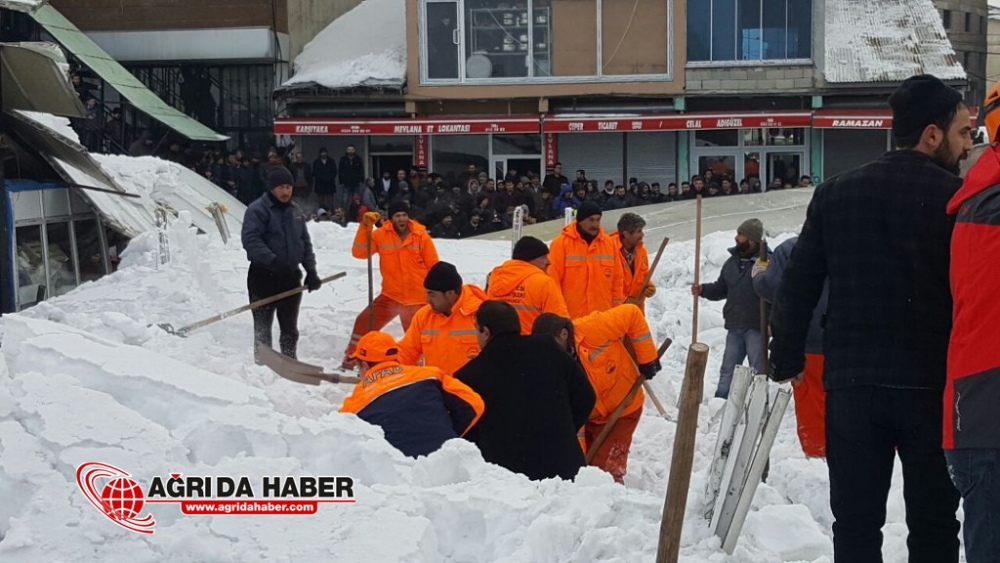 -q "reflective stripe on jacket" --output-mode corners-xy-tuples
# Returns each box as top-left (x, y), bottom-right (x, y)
(397, 285), (487, 375)
(486, 259), (570, 334)
(352, 219), (439, 305)
(548, 223), (624, 319)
